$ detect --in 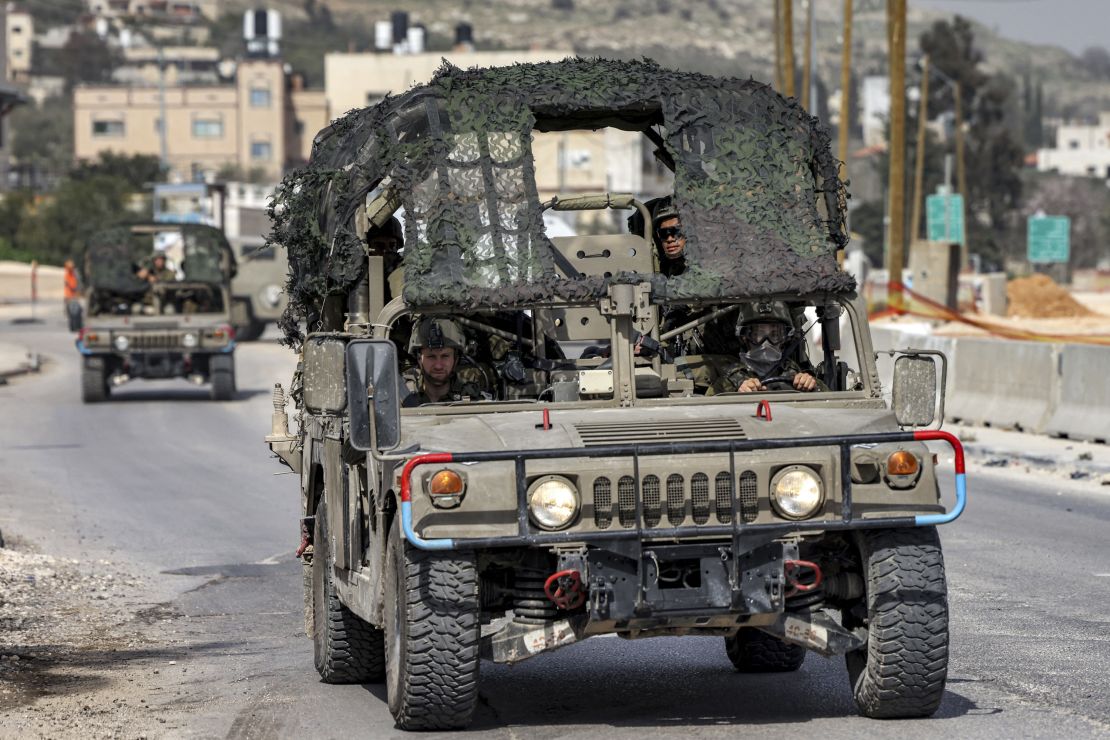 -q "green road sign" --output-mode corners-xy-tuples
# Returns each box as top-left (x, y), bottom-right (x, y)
(1027, 215), (1070, 263)
(926, 193), (965, 245)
